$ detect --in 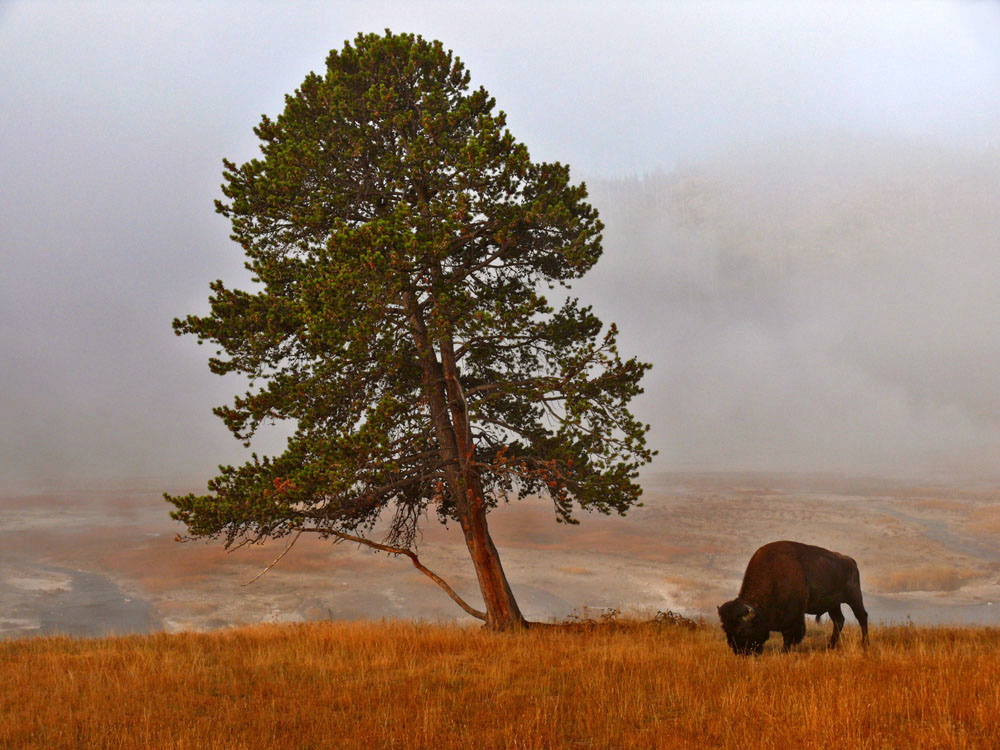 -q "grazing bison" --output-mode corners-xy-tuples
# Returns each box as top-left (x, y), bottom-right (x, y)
(718, 540), (868, 655)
